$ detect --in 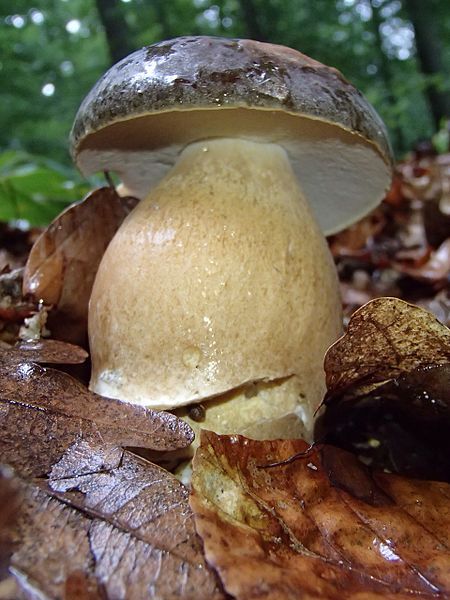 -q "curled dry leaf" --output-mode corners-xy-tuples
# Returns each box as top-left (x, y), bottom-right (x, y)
(10, 447), (223, 600)
(190, 430), (450, 600)
(315, 297), (450, 481)
(323, 297), (450, 395)
(22, 187), (138, 344)
(328, 208), (386, 259)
